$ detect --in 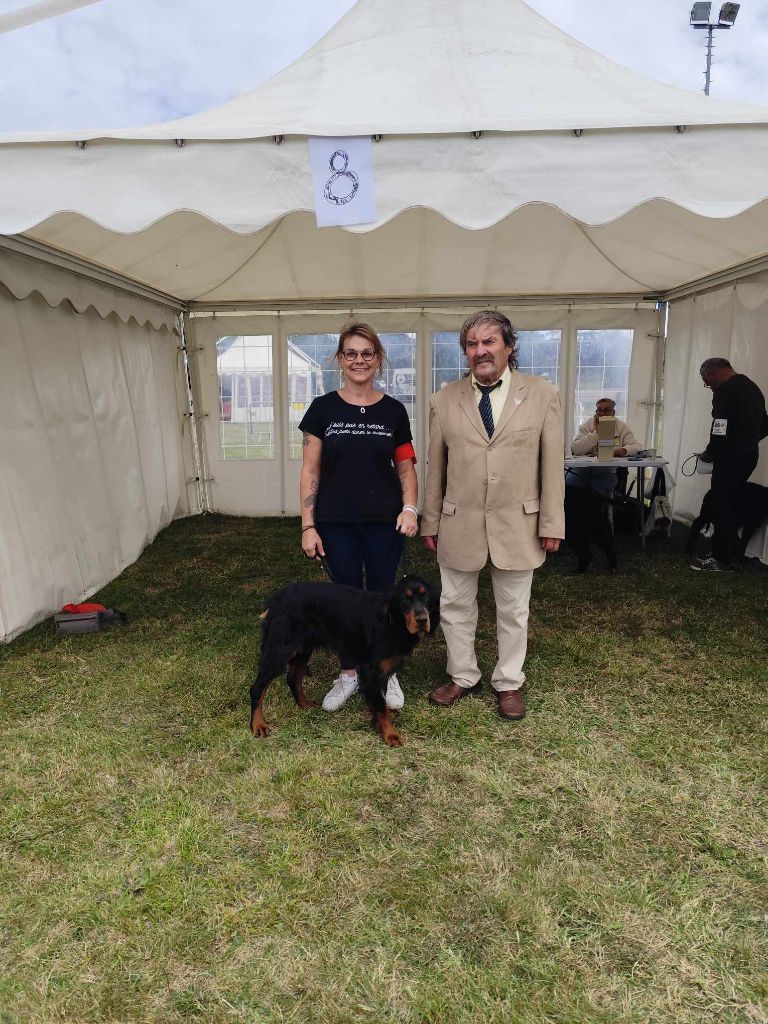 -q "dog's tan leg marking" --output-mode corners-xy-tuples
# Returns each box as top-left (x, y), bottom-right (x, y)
(250, 697), (272, 737)
(287, 659), (316, 710)
(292, 678), (316, 710)
(378, 656), (402, 675)
(375, 708), (403, 748)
